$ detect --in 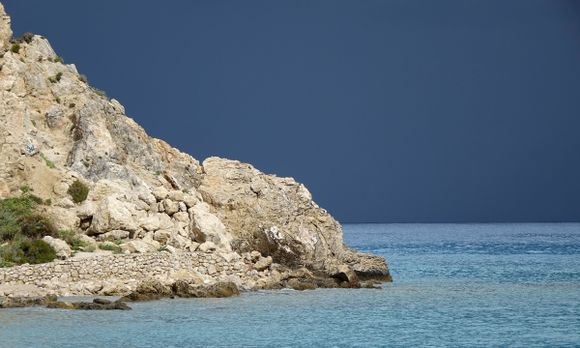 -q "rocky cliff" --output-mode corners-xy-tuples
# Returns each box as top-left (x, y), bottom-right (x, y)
(0, 3), (390, 297)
